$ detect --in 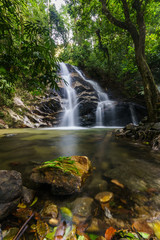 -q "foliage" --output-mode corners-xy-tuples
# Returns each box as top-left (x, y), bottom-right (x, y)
(0, 0), (66, 103)
(39, 156), (80, 175)
(60, 0), (160, 99)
